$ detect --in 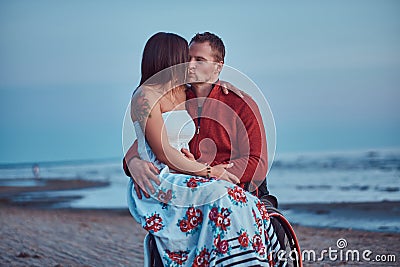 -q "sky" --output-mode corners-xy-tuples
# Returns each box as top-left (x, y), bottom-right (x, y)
(0, 0), (399, 163)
